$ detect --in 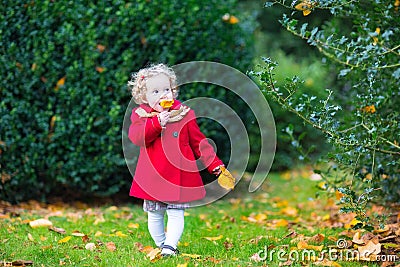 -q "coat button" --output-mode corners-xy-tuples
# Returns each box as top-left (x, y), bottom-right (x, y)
(173, 131), (178, 138)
